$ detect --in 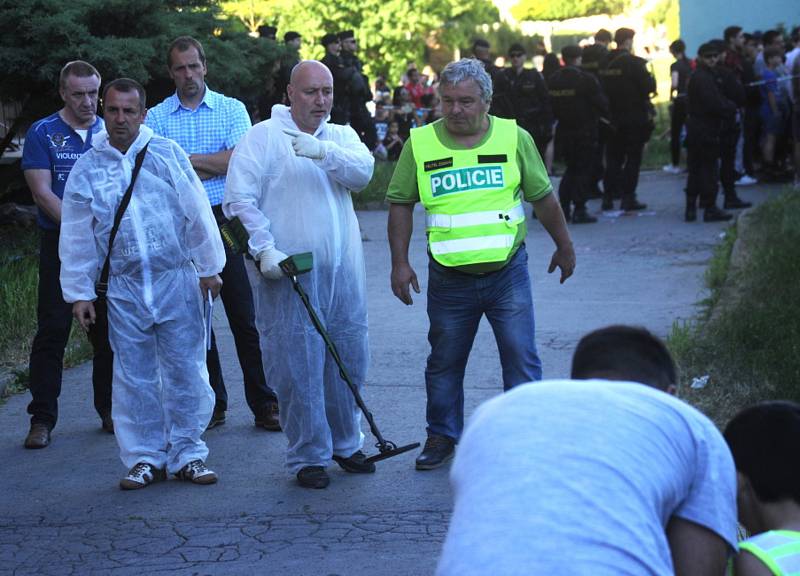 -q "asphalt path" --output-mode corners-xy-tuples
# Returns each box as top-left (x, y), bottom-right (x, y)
(0, 172), (773, 575)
